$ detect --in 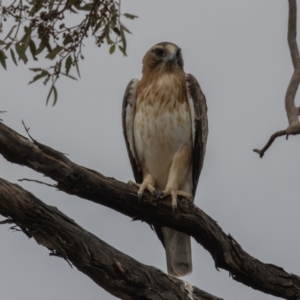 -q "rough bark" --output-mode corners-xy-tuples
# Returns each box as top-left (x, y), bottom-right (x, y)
(1, 122), (300, 299)
(0, 178), (220, 300)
